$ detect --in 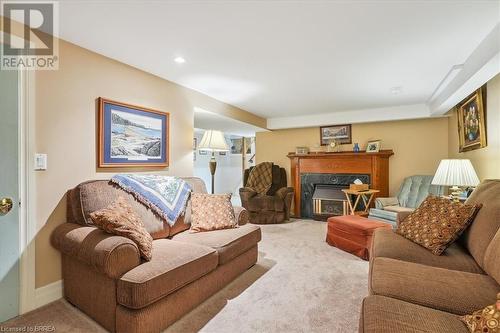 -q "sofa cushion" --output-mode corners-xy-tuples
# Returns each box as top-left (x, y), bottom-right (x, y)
(360, 295), (469, 333)
(245, 195), (285, 212)
(90, 196), (153, 261)
(396, 196), (481, 255)
(67, 180), (171, 239)
(370, 257), (500, 315)
(172, 224), (261, 265)
(190, 193), (238, 233)
(484, 229), (500, 285)
(460, 292), (500, 333)
(462, 180), (500, 268)
(371, 228), (483, 274)
(117, 239), (218, 309)
(383, 205), (414, 213)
